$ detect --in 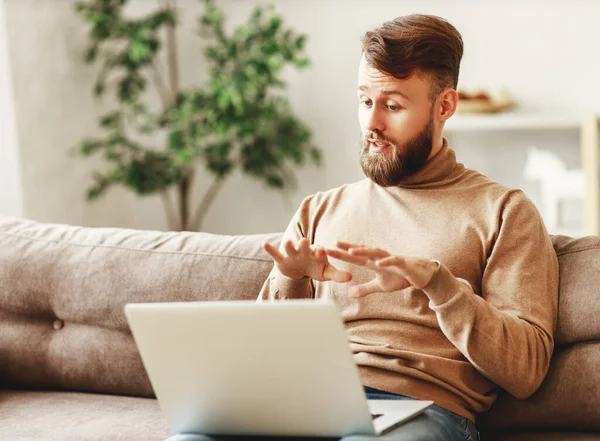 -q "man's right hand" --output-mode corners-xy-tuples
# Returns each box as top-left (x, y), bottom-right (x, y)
(263, 239), (352, 282)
